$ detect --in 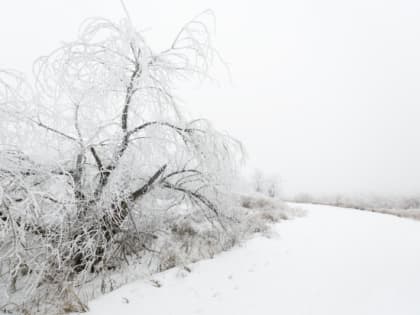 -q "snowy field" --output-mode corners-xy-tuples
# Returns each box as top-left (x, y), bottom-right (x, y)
(78, 203), (420, 315)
